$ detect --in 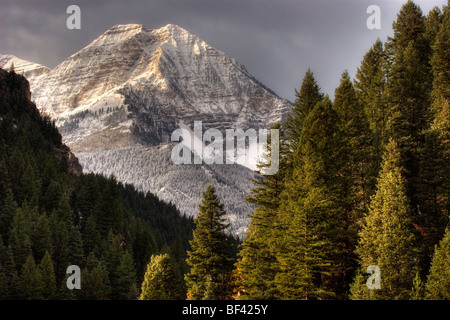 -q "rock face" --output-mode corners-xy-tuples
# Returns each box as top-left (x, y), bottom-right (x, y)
(0, 24), (292, 237)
